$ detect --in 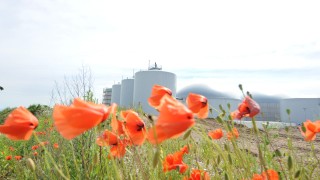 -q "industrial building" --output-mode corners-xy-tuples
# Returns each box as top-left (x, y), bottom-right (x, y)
(102, 63), (320, 124)
(280, 98), (320, 124)
(102, 88), (112, 105)
(176, 84), (241, 118)
(251, 93), (282, 122)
